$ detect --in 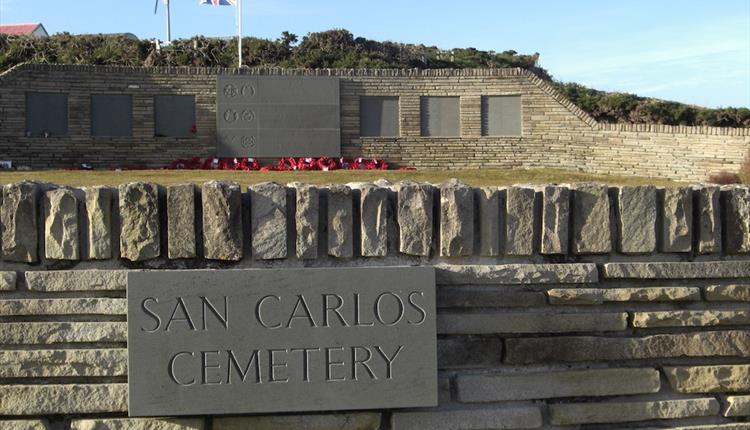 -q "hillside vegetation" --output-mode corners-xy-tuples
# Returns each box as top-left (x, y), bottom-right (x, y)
(1, 29), (747, 127)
